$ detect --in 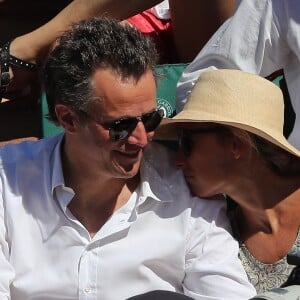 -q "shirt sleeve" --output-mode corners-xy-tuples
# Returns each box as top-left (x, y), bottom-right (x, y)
(0, 176), (14, 299)
(183, 198), (256, 300)
(176, 0), (289, 112)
